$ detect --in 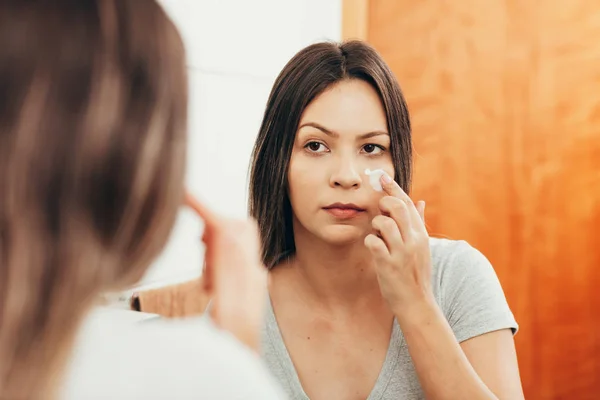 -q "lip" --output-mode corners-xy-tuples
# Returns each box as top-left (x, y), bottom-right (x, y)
(322, 203), (366, 219)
